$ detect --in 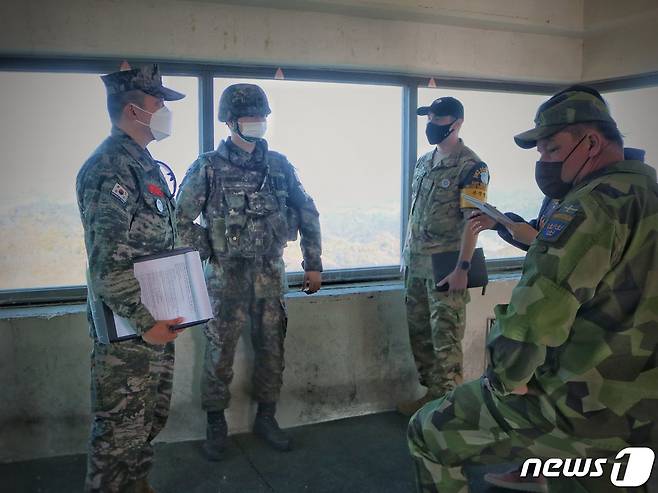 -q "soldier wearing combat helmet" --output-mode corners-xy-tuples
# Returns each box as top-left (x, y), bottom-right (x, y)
(408, 86), (658, 493)
(176, 83), (323, 460)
